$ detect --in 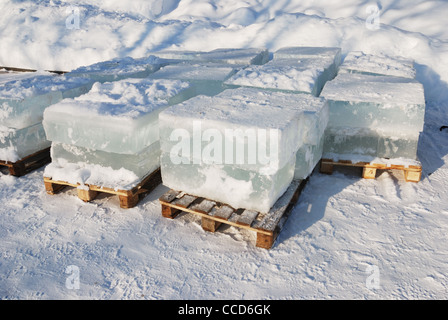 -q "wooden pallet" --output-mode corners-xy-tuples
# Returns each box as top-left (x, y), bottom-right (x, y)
(0, 147), (51, 176)
(159, 179), (308, 249)
(320, 158), (422, 182)
(44, 168), (162, 209)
